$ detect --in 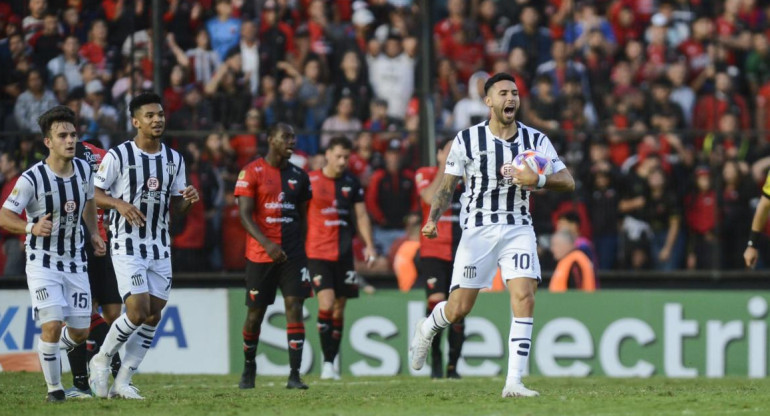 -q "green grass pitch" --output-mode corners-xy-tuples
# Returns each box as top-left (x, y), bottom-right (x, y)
(1, 373), (769, 415)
